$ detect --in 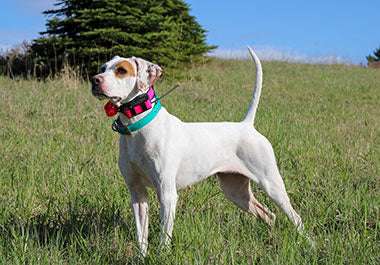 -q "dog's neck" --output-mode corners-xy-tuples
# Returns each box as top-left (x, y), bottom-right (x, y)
(114, 99), (162, 136)
(118, 86), (158, 126)
(119, 104), (154, 126)
(117, 85), (146, 107)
